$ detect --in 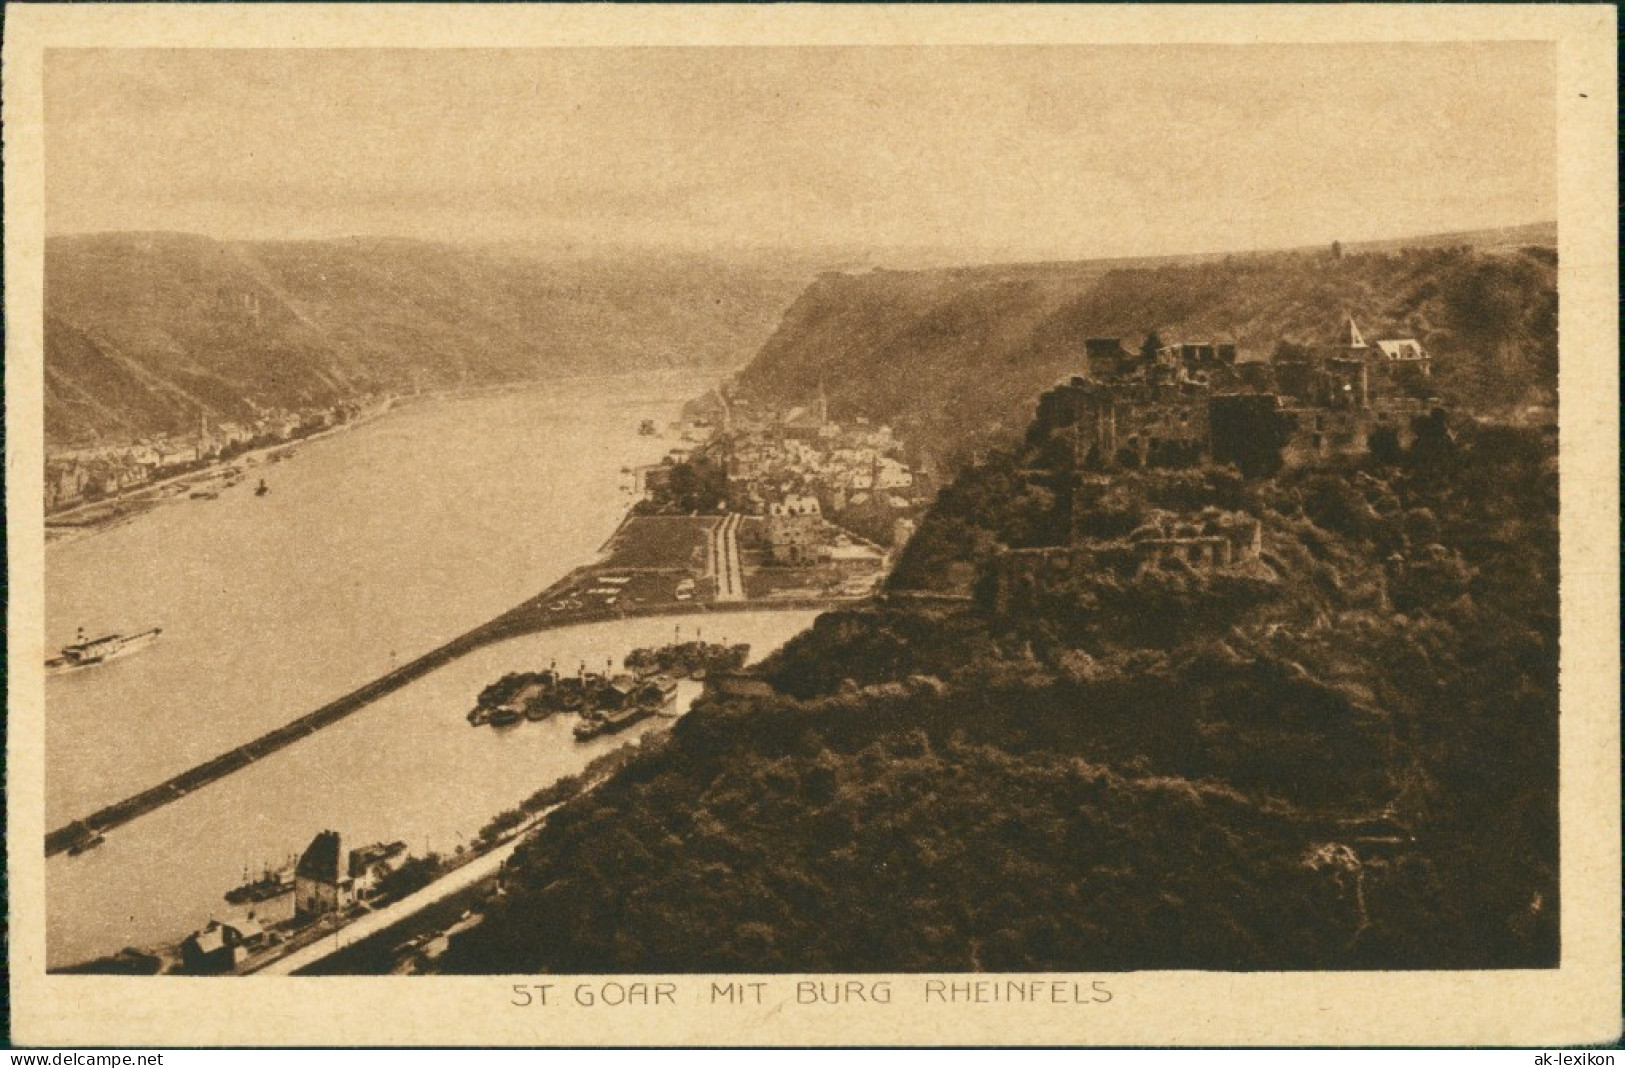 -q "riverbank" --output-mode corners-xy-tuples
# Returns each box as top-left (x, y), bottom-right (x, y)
(43, 369), (722, 544)
(60, 795), (569, 976)
(56, 653), (693, 974)
(45, 581), (853, 856)
(46, 501), (868, 857)
(44, 399), (397, 545)
(45, 376), (756, 968)
(251, 790), (581, 977)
